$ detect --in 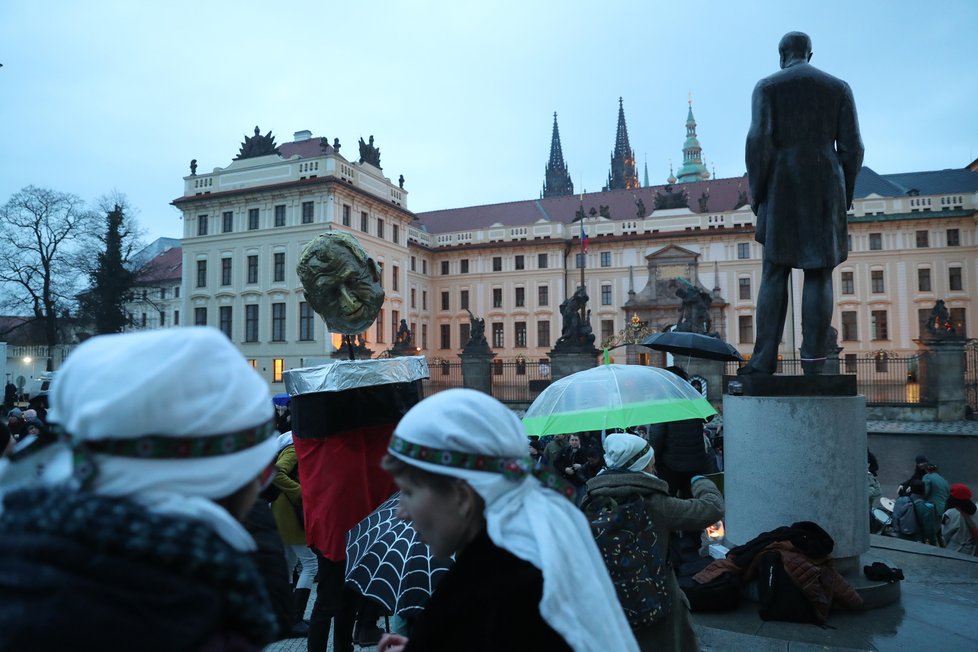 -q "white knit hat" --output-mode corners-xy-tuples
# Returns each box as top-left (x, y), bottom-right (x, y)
(603, 433), (655, 472)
